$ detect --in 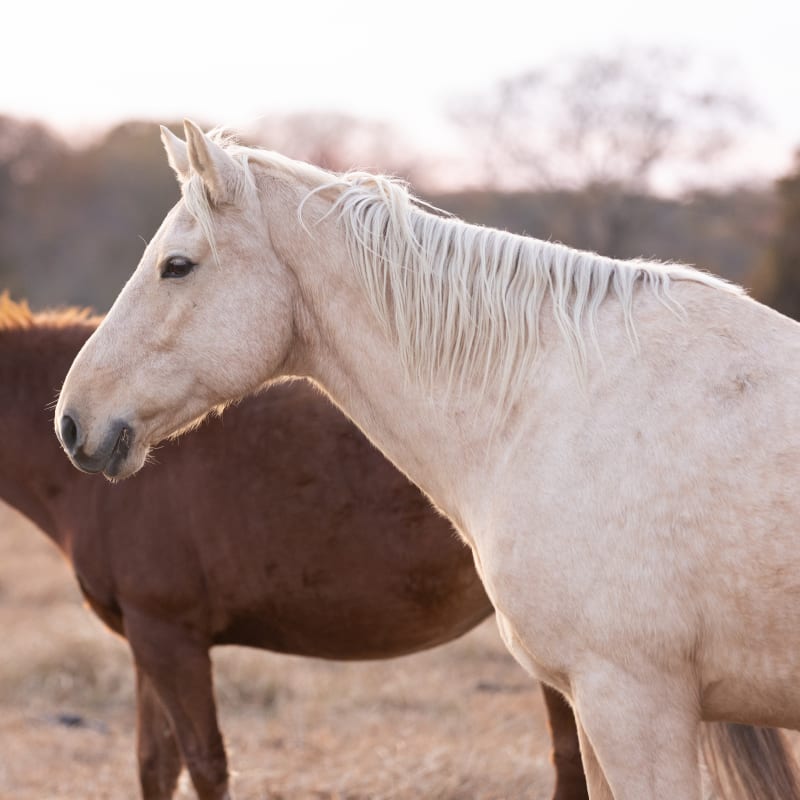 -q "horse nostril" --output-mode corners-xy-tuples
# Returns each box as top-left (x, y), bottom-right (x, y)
(60, 414), (79, 452)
